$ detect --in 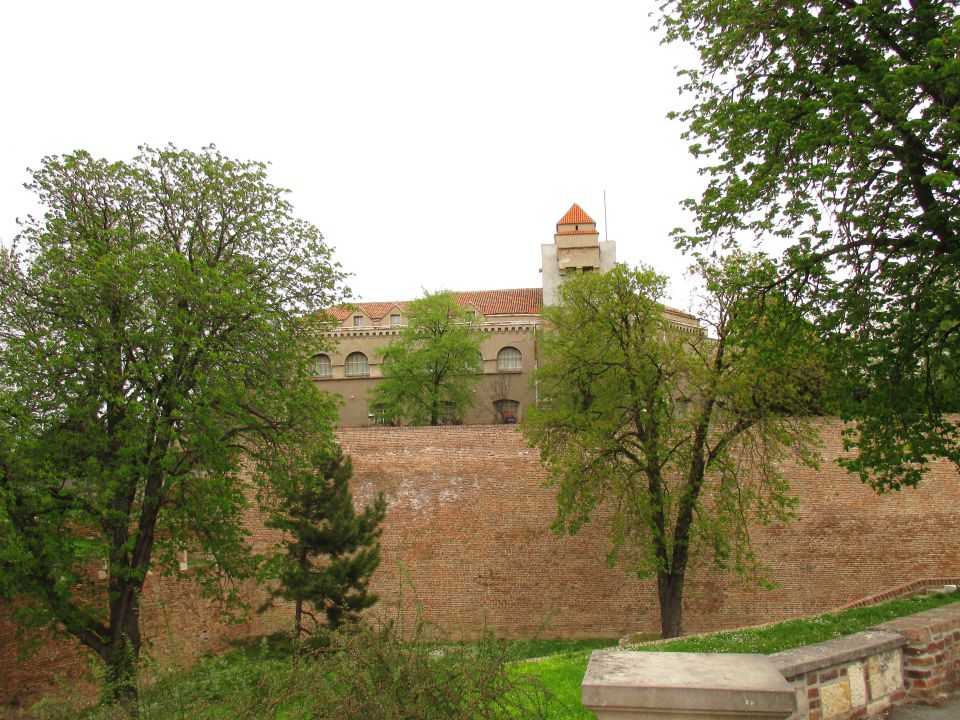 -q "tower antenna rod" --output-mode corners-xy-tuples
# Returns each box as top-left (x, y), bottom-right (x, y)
(603, 190), (609, 242)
